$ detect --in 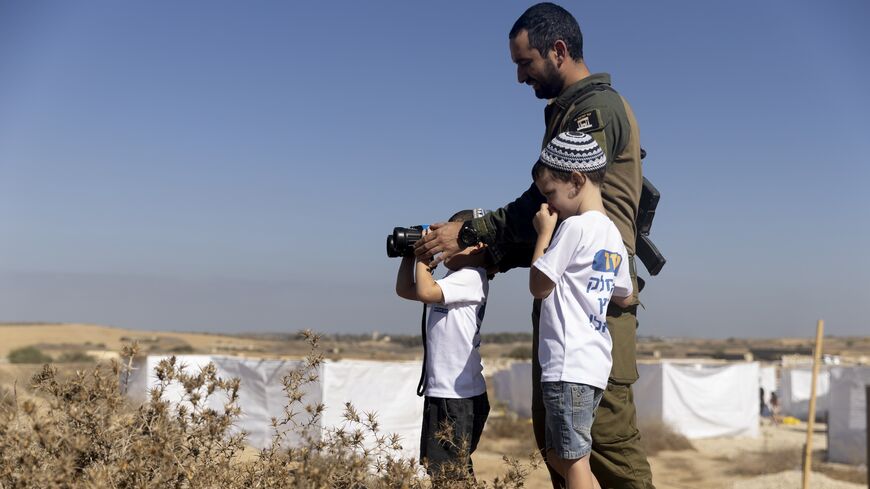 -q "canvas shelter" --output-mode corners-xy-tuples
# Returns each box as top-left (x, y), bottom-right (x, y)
(826, 366), (870, 465)
(633, 361), (760, 439)
(492, 361), (533, 418)
(126, 355), (424, 460)
(778, 366), (831, 421)
(759, 364), (778, 406)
